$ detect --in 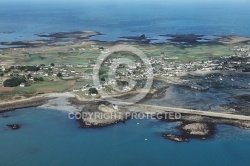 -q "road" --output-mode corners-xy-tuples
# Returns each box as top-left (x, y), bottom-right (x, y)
(135, 103), (250, 121)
